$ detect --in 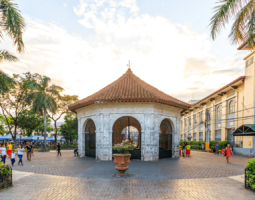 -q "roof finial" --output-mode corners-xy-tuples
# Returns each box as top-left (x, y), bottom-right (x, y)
(126, 60), (131, 69)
